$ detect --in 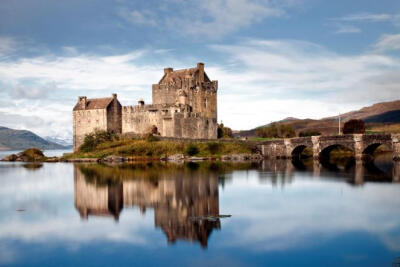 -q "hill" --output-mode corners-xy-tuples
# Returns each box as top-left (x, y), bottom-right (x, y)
(0, 126), (67, 150)
(235, 99), (400, 137)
